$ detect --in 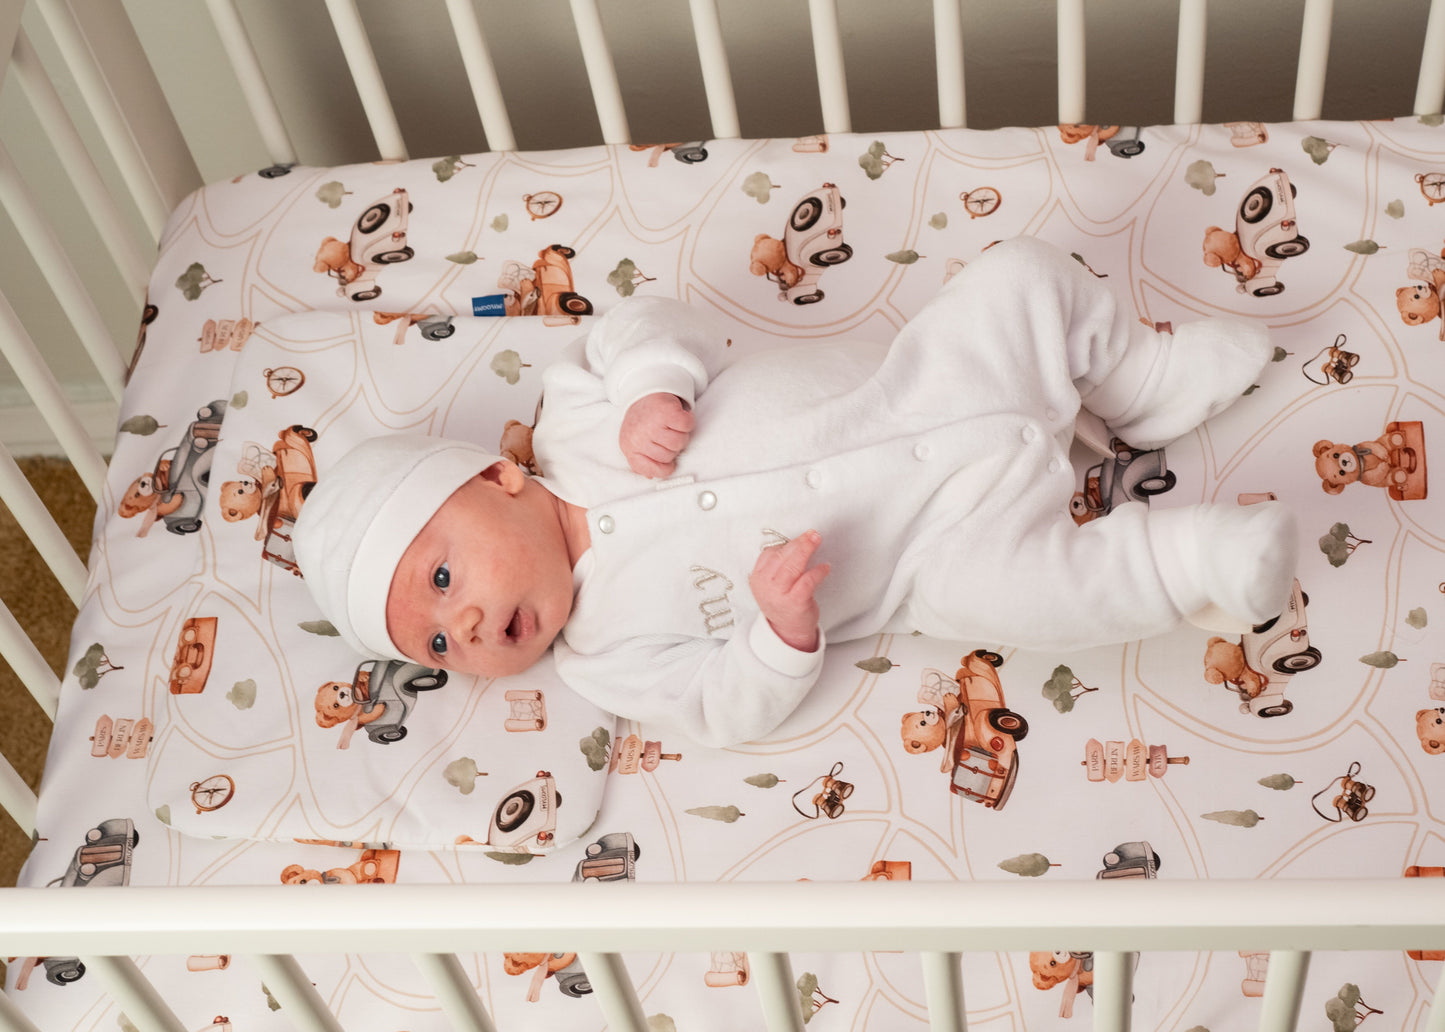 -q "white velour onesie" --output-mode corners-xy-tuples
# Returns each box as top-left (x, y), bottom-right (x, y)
(532, 237), (1278, 747)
